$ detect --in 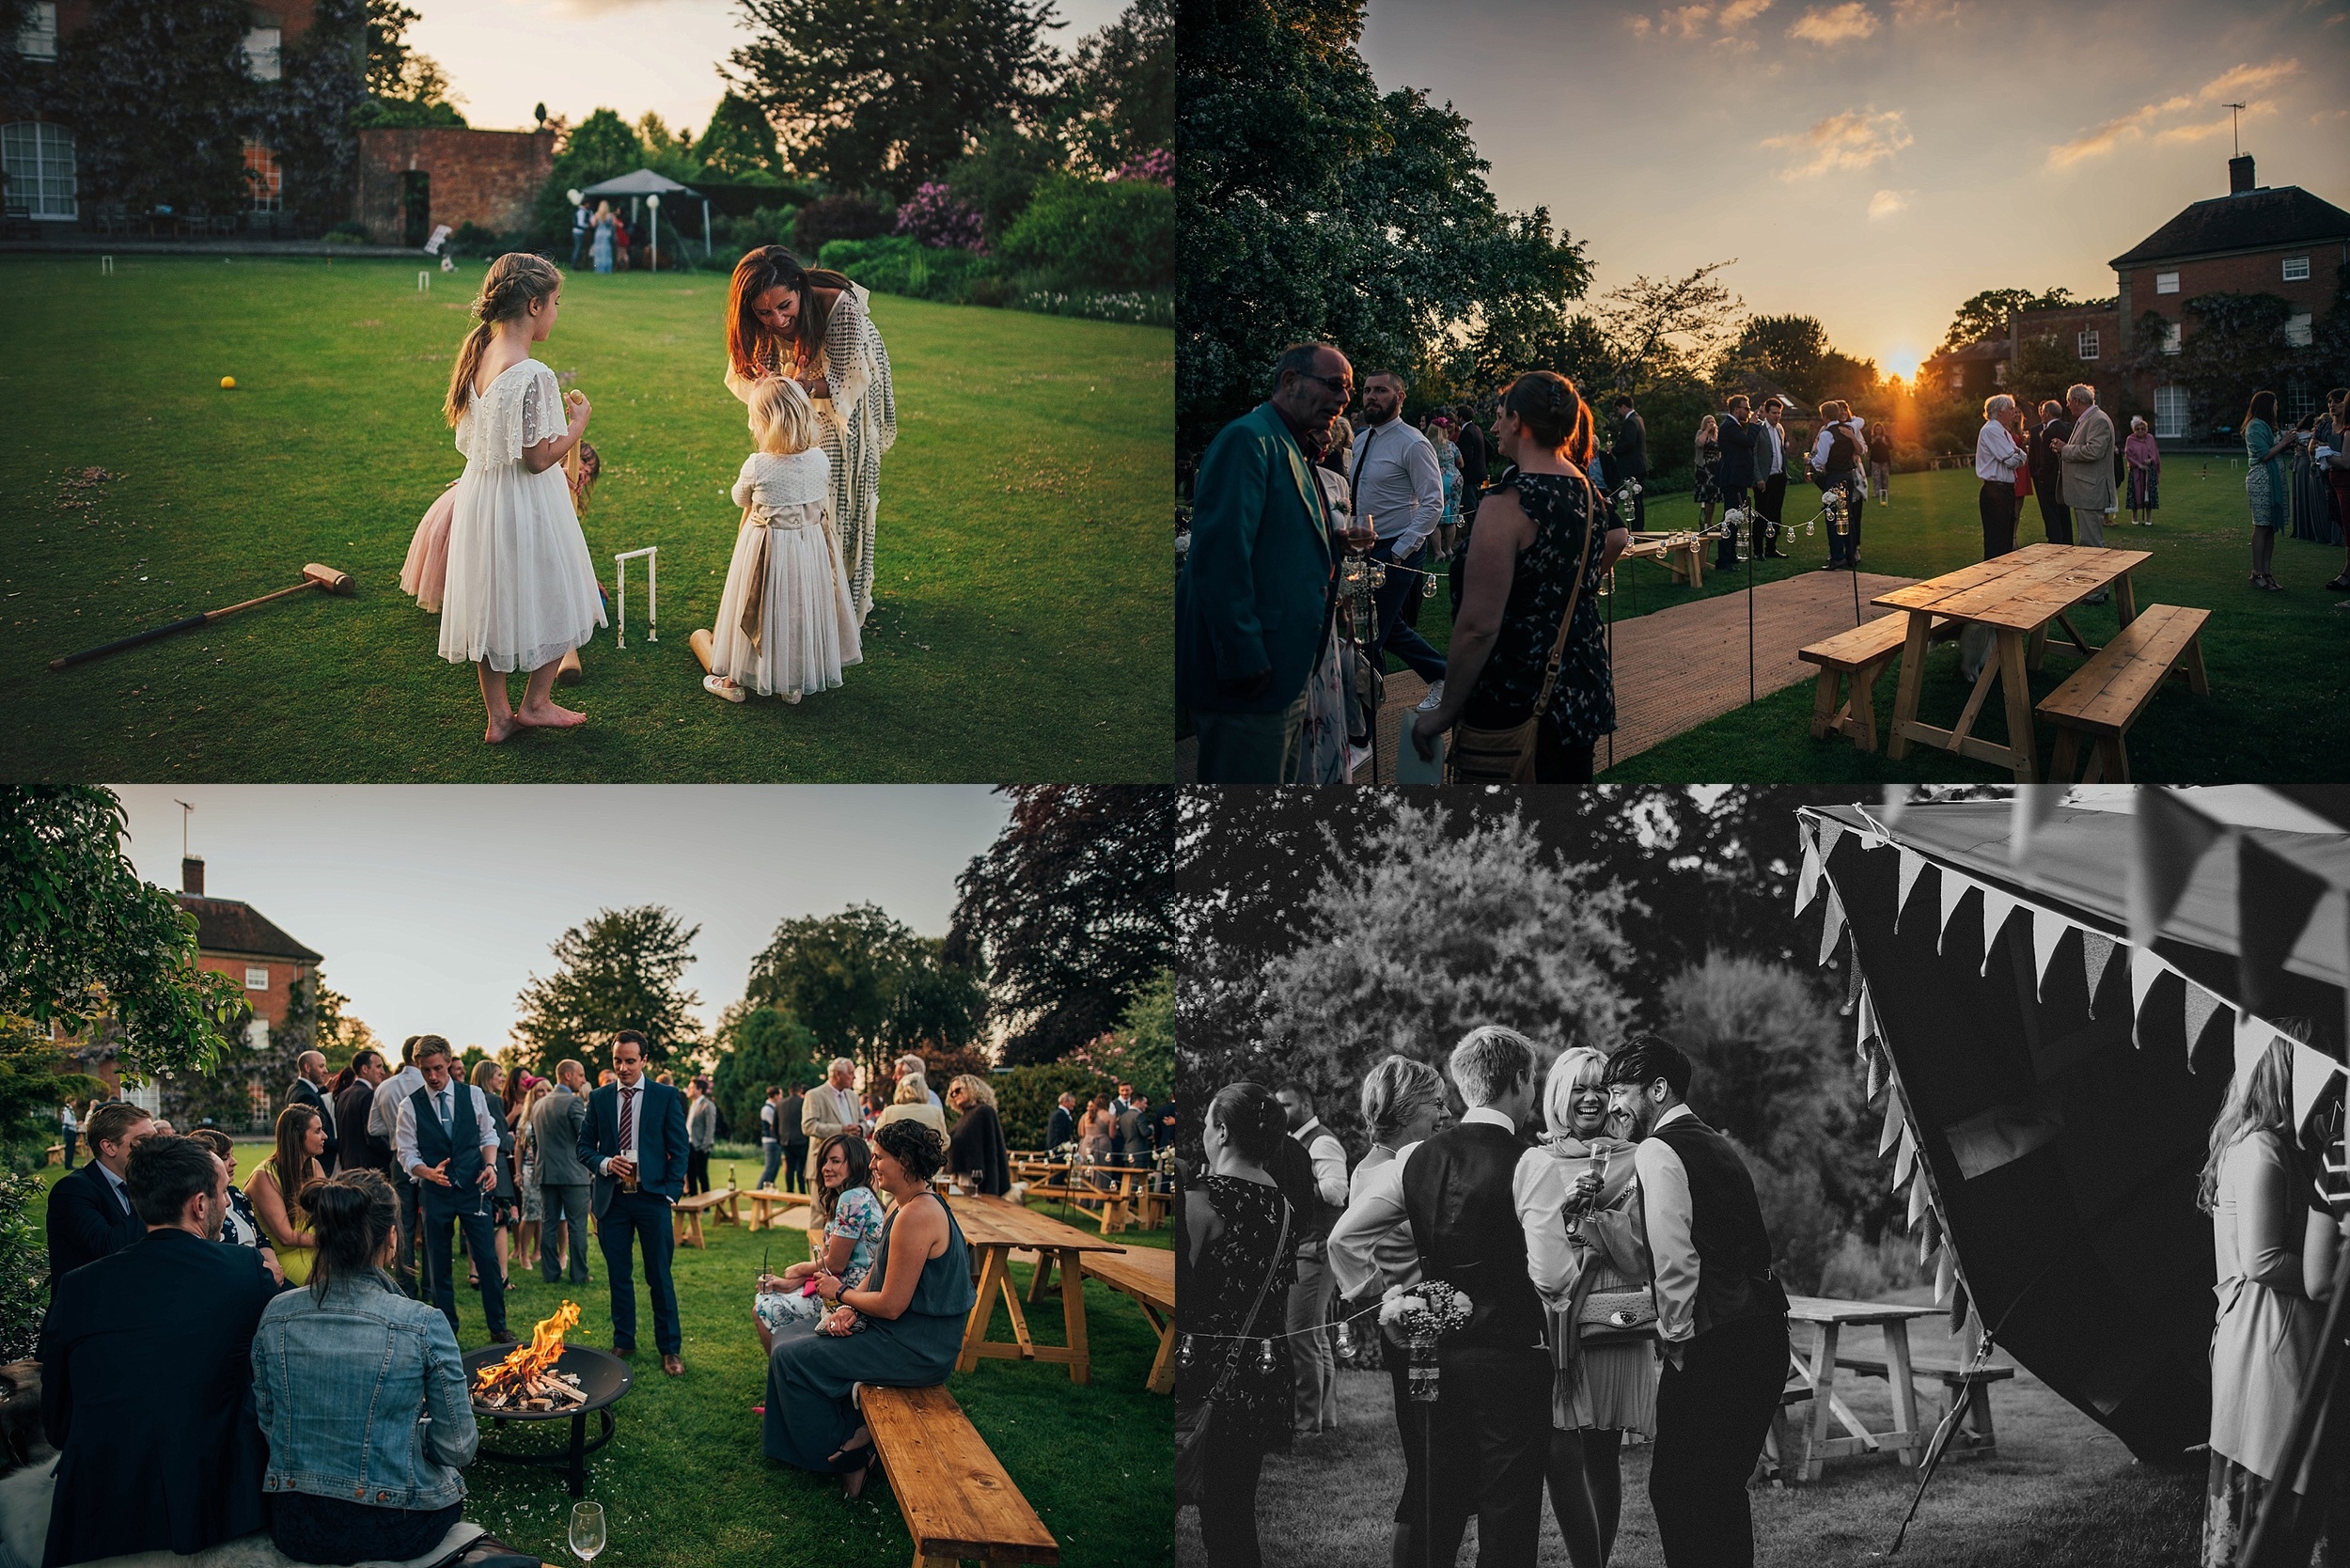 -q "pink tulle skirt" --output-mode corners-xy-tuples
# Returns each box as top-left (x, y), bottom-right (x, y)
(400, 483), (456, 612)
